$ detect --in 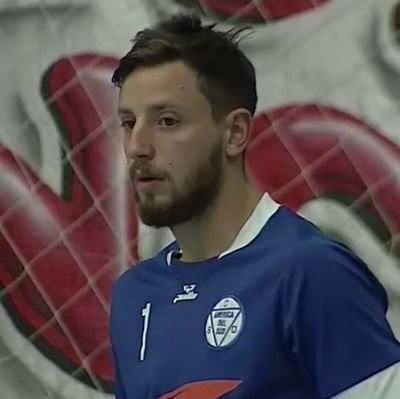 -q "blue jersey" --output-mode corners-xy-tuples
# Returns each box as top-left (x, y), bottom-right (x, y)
(110, 195), (400, 398)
